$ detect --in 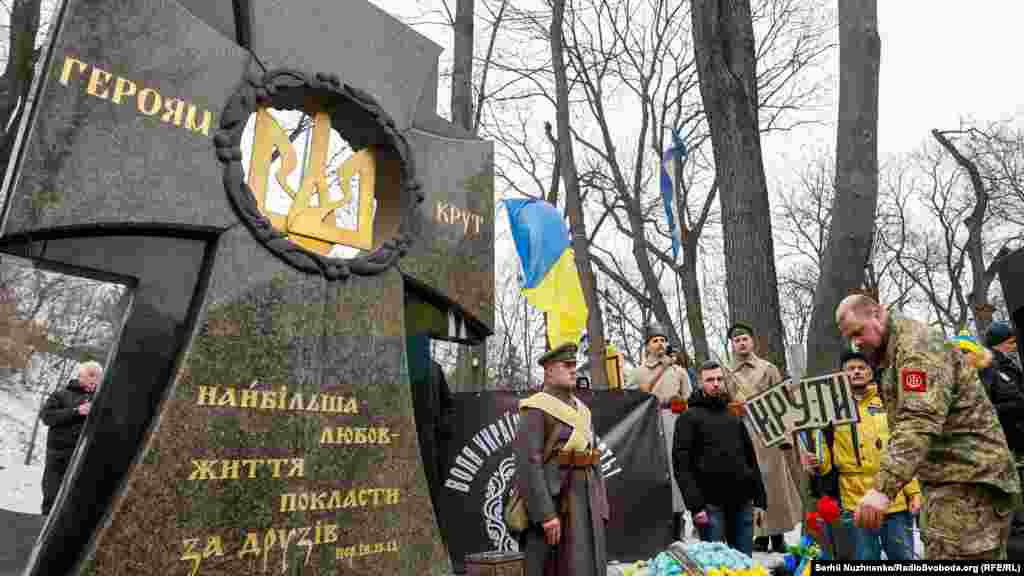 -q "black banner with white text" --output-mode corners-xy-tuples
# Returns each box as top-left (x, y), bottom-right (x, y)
(438, 390), (673, 566)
